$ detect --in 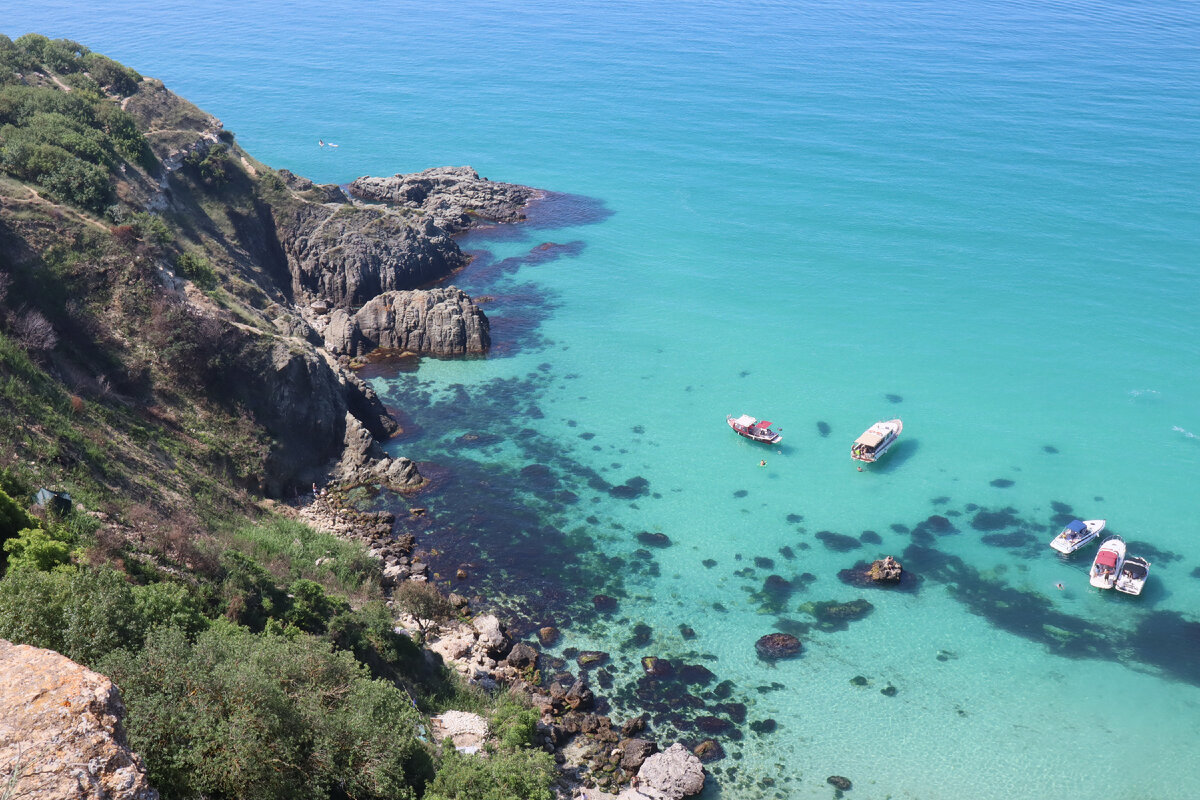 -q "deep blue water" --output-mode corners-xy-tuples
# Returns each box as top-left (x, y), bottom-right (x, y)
(6, 2), (1200, 797)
